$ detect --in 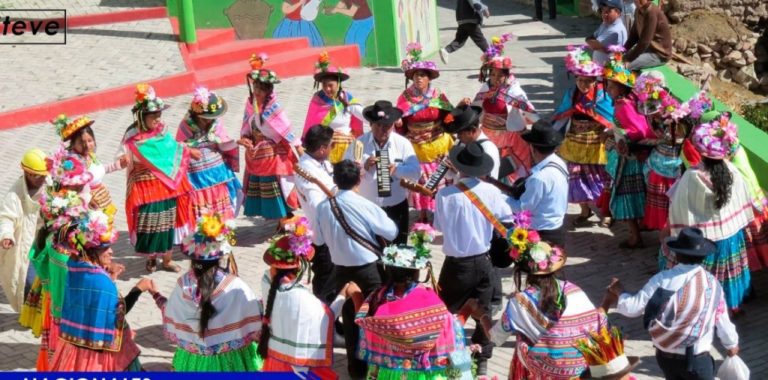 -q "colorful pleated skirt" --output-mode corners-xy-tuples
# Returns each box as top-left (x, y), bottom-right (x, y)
(49, 330), (141, 371)
(330, 131), (355, 164)
(559, 120), (608, 204)
(366, 365), (449, 380)
(745, 207), (768, 271)
(482, 127), (532, 182)
(18, 278), (44, 337)
(642, 170), (676, 230)
(567, 163), (610, 203)
(172, 342), (263, 372)
(187, 157), (241, 220)
(607, 150), (646, 221)
(704, 231), (751, 309)
(243, 175), (297, 219)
